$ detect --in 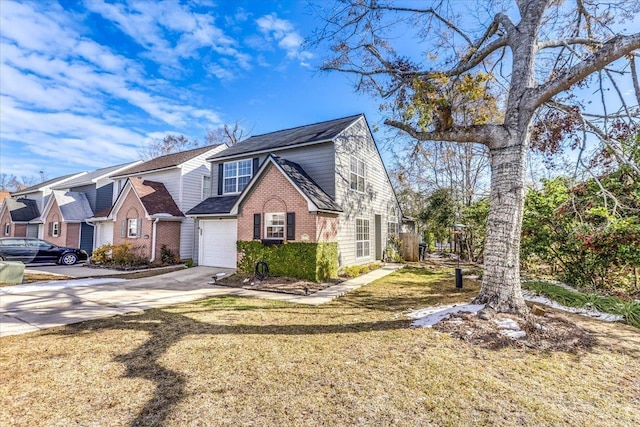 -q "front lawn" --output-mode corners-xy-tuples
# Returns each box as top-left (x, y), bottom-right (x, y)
(1, 267), (639, 426)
